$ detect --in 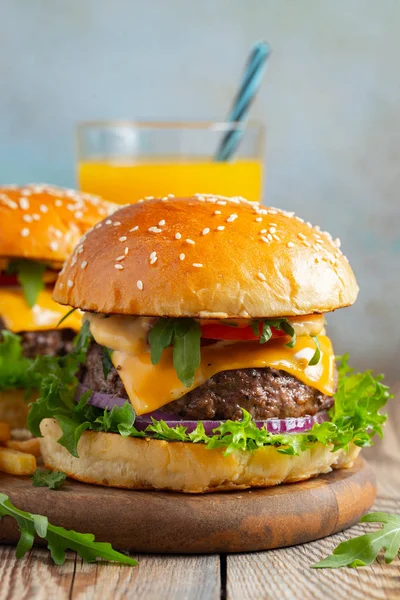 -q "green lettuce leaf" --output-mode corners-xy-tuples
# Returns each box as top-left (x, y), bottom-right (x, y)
(28, 353), (392, 458)
(0, 331), (36, 391)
